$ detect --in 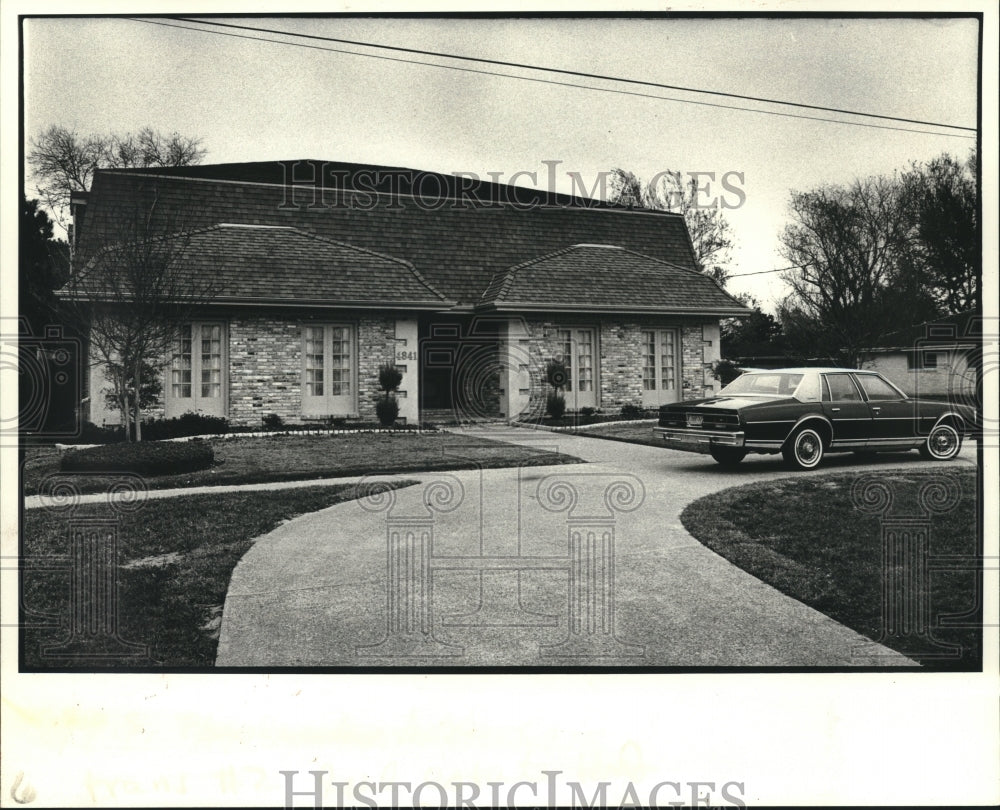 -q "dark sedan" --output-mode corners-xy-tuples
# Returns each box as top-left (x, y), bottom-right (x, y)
(655, 367), (976, 470)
